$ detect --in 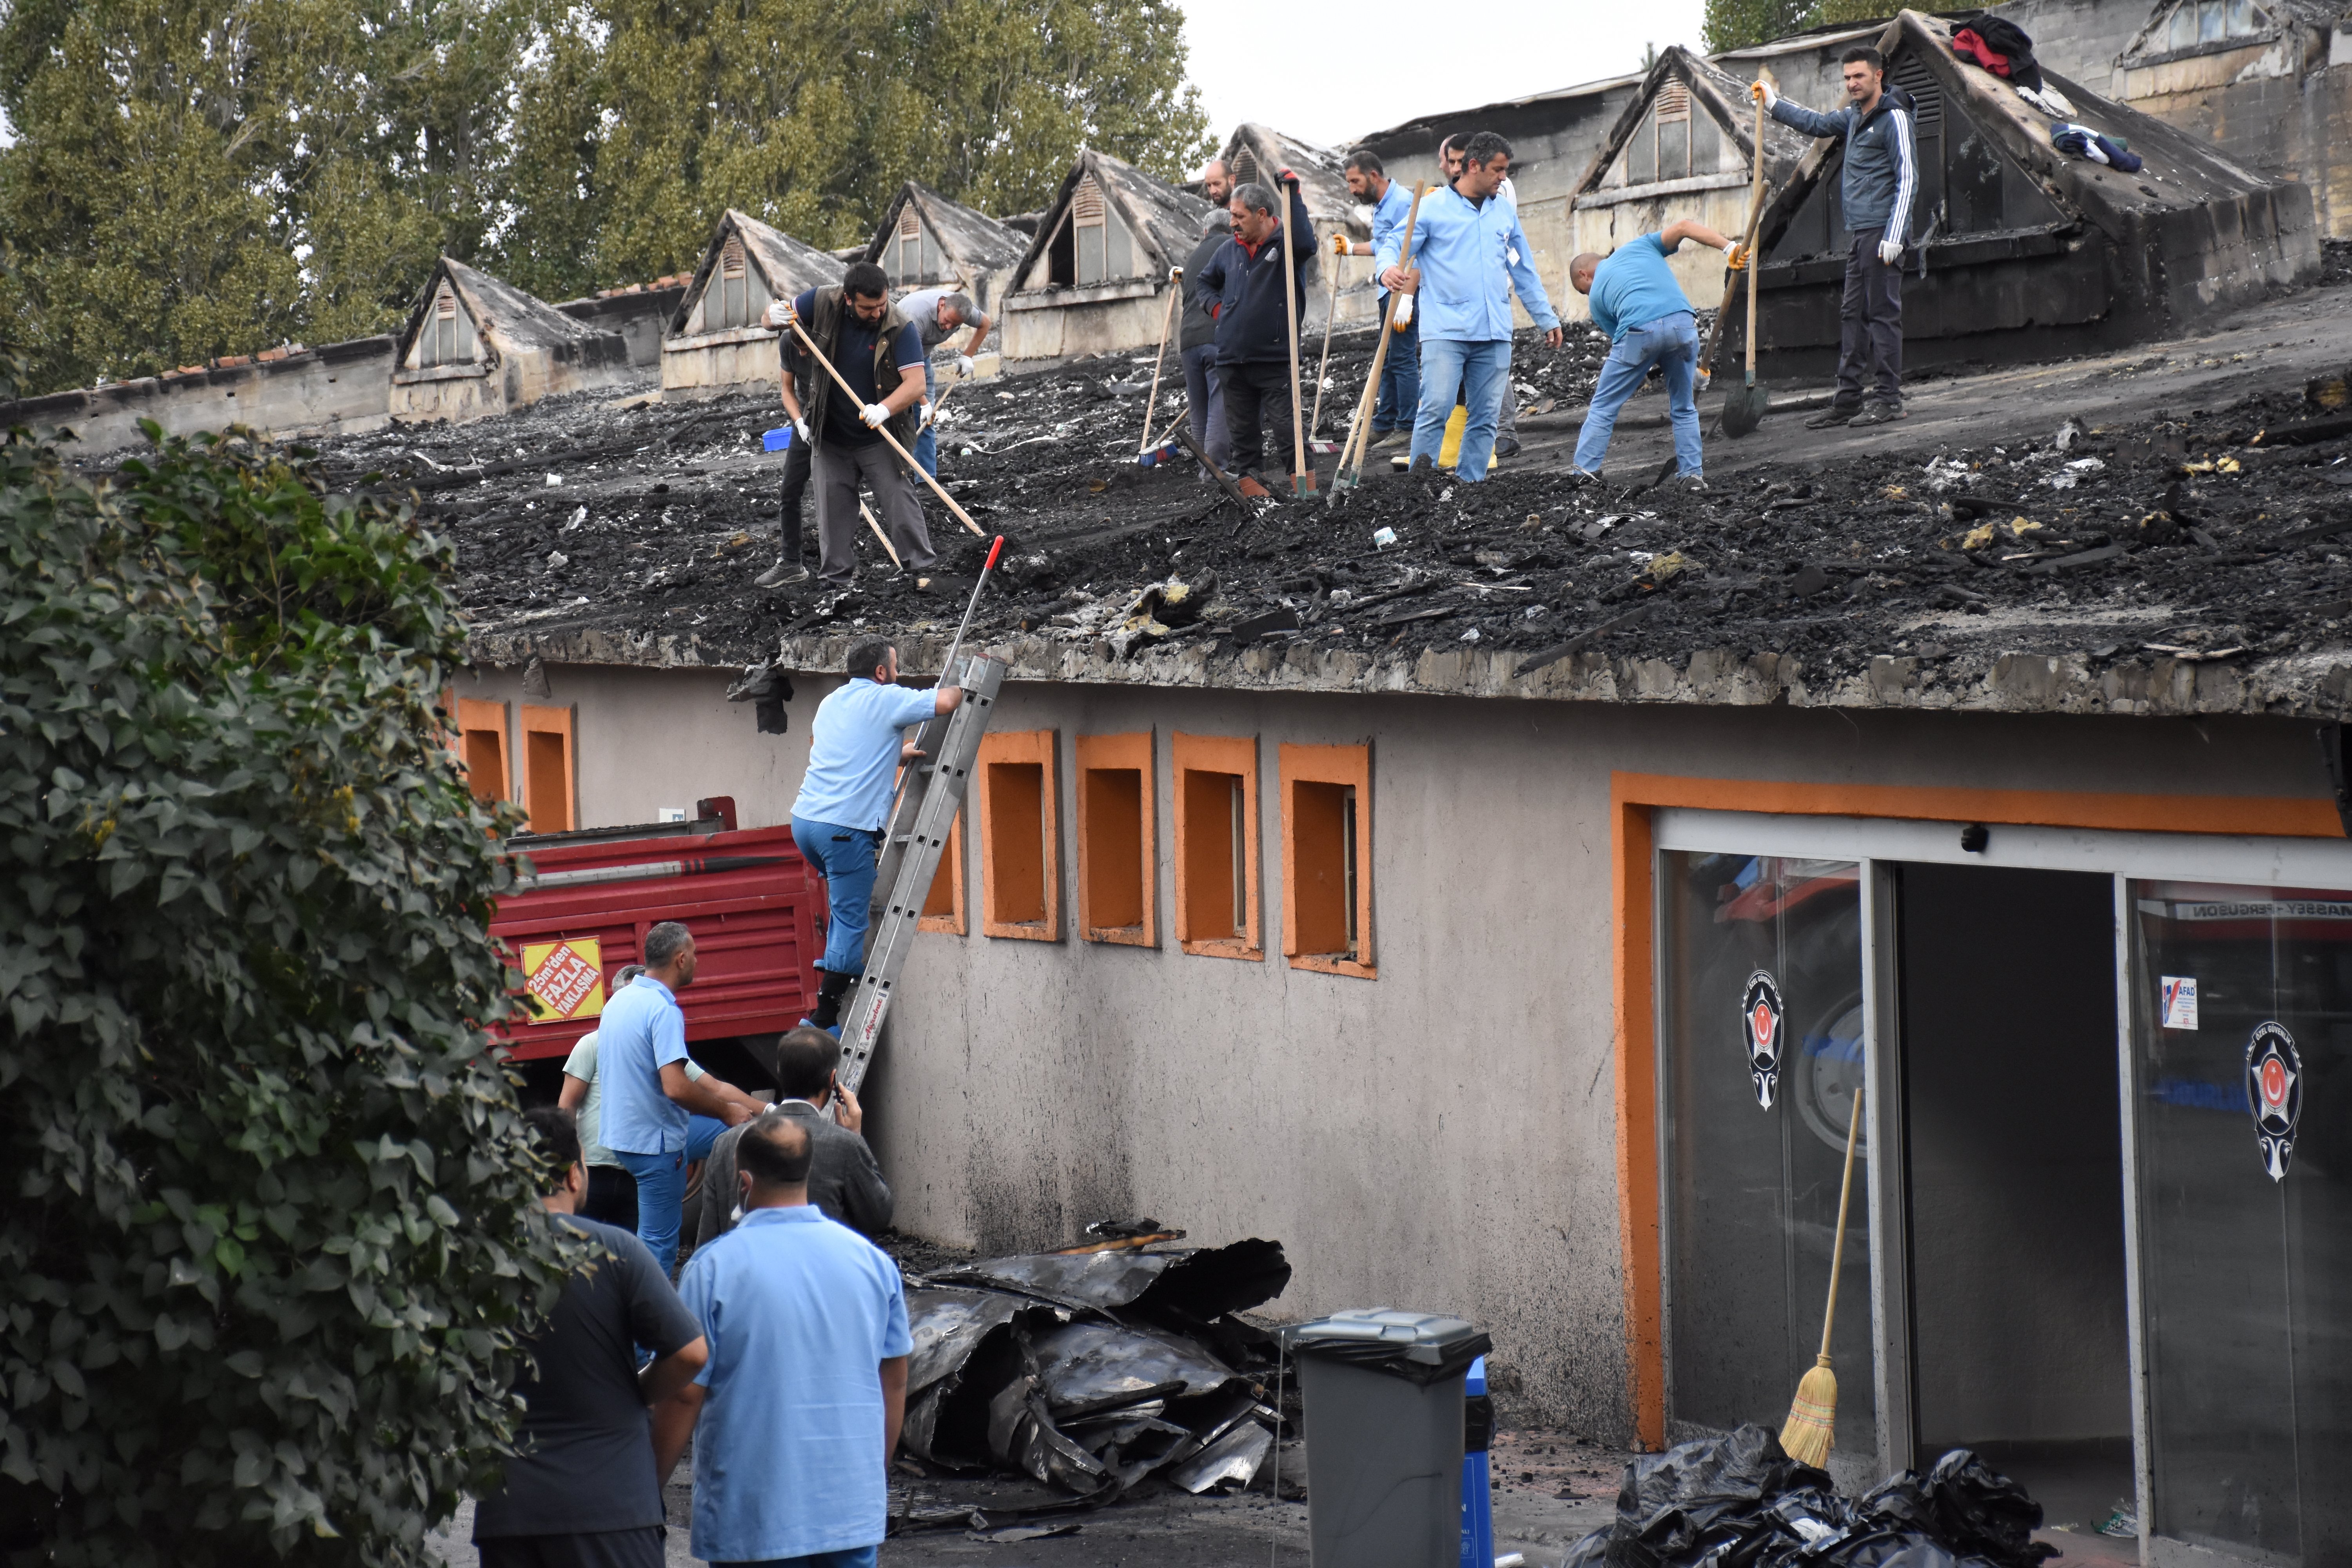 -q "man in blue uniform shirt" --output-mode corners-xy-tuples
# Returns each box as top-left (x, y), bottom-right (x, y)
(790, 638), (963, 1031)
(654, 1115), (911, 1568)
(1568, 216), (1742, 488)
(1340, 149), (1419, 451)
